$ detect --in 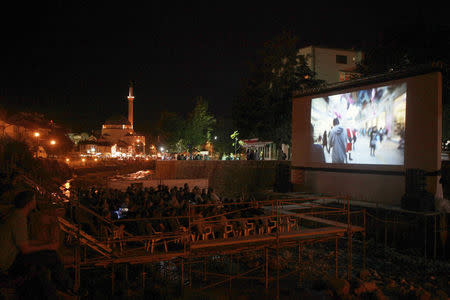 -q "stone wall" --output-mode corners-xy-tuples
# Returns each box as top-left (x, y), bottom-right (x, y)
(108, 178), (209, 191)
(155, 160), (291, 198)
